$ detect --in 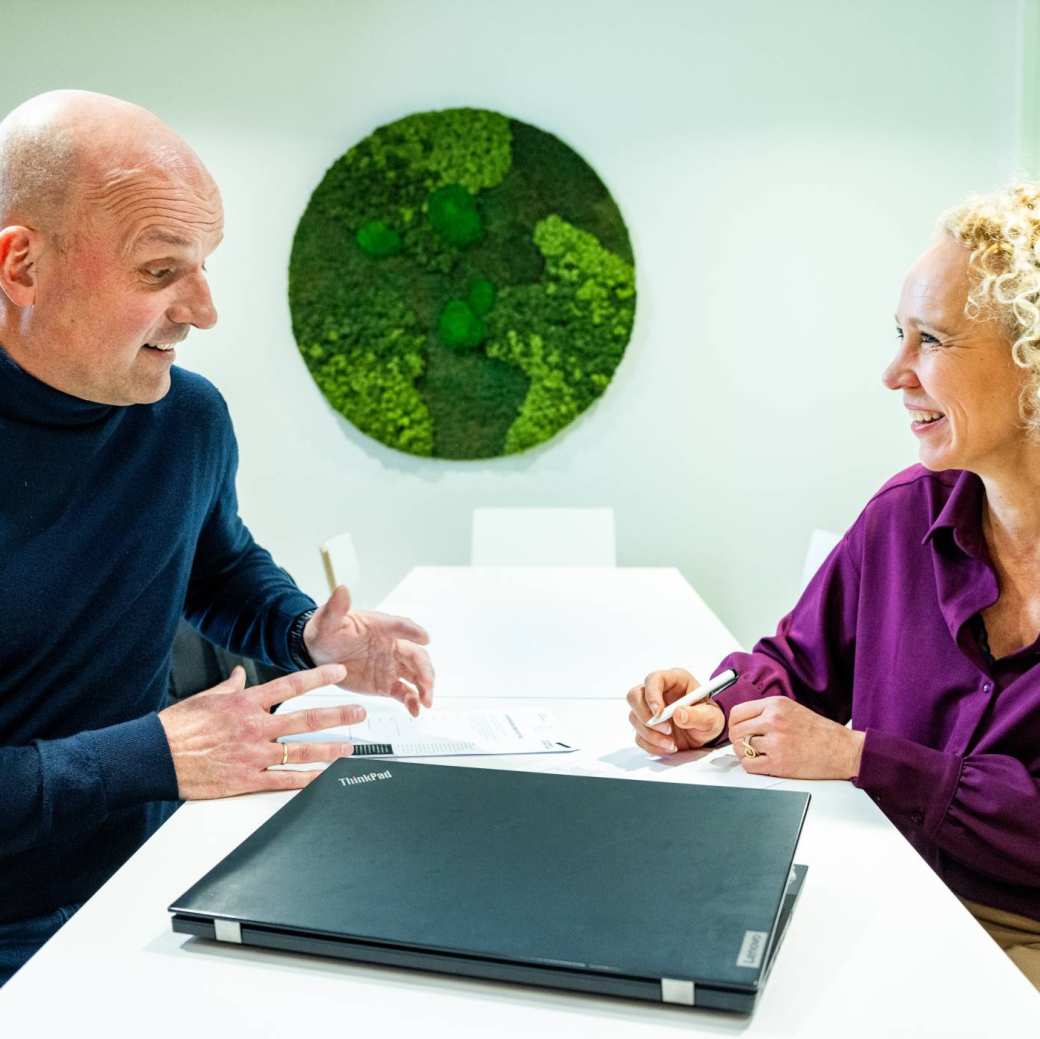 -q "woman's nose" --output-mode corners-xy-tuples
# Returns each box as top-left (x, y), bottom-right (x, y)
(881, 341), (918, 391)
